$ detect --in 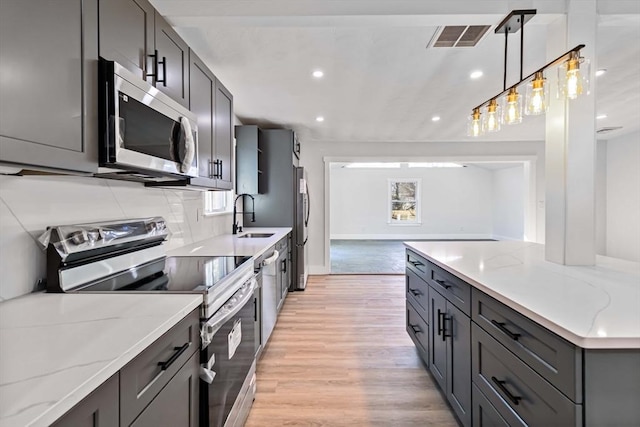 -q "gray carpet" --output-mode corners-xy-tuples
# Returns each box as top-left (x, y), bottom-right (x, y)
(330, 239), (495, 274)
